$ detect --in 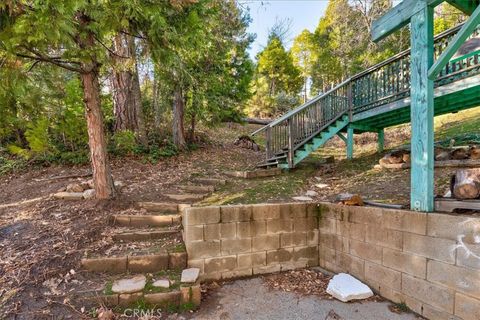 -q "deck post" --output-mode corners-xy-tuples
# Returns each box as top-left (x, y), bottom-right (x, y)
(347, 126), (354, 160)
(410, 4), (435, 212)
(266, 127), (272, 160)
(377, 129), (384, 153)
(287, 119), (294, 168)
